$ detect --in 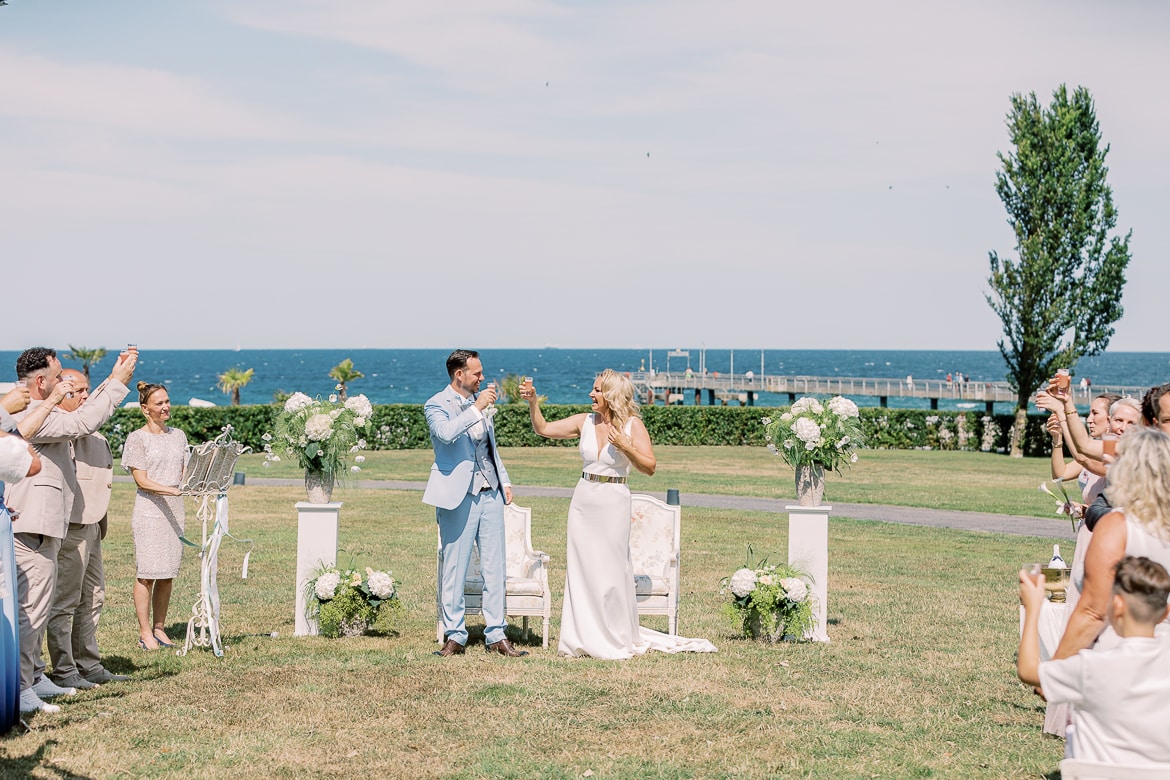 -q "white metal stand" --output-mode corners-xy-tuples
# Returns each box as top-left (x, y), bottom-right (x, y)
(787, 504), (831, 643)
(180, 495), (231, 657)
(294, 502), (342, 636)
